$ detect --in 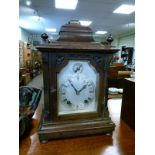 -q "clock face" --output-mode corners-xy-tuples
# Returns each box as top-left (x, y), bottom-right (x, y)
(57, 60), (99, 115)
